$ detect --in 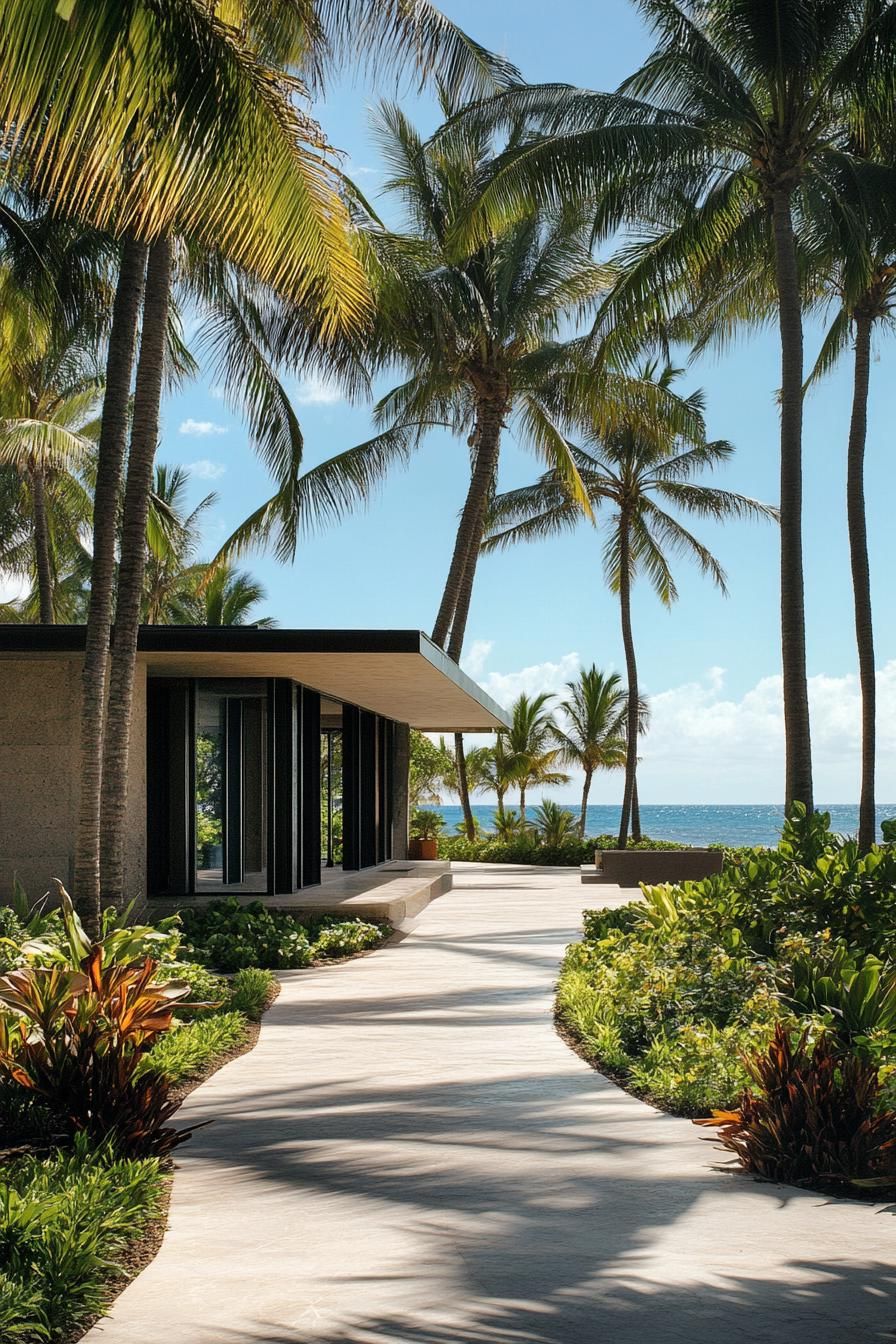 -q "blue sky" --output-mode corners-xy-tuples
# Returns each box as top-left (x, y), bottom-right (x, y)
(159, 0), (896, 804)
